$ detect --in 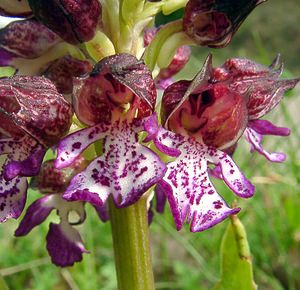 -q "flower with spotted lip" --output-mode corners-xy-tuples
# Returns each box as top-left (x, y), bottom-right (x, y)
(15, 158), (91, 267)
(55, 54), (166, 209)
(144, 55), (255, 232)
(0, 76), (73, 222)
